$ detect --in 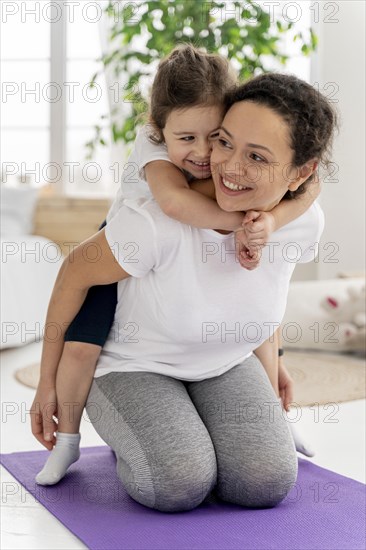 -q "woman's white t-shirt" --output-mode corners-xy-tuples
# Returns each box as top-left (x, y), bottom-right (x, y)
(95, 197), (325, 382)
